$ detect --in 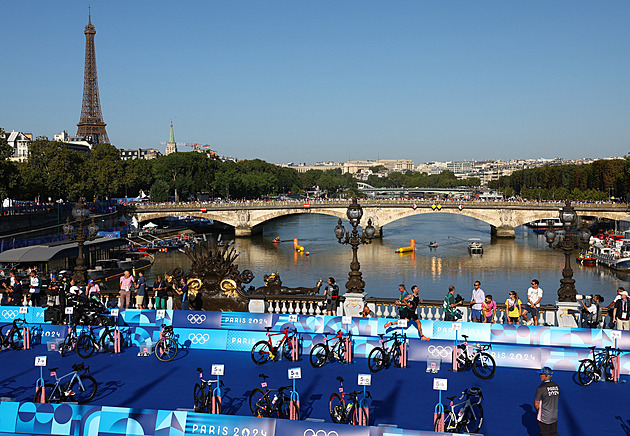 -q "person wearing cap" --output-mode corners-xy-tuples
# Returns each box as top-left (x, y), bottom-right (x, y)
(534, 366), (560, 435)
(86, 279), (101, 298)
(604, 287), (625, 328)
(612, 290), (630, 330)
